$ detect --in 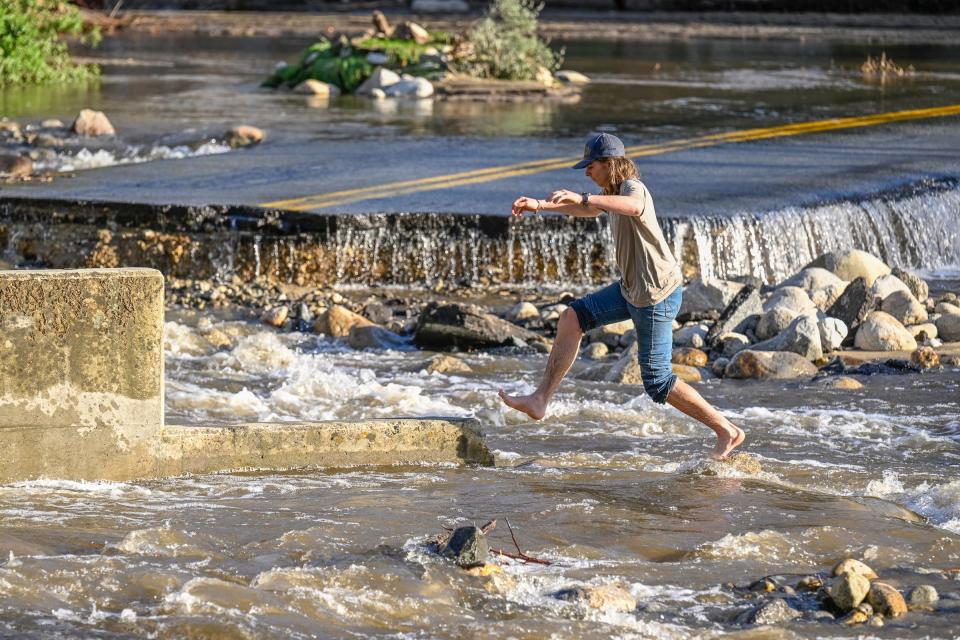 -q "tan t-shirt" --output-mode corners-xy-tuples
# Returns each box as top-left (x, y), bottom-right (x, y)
(607, 179), (682, 307)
